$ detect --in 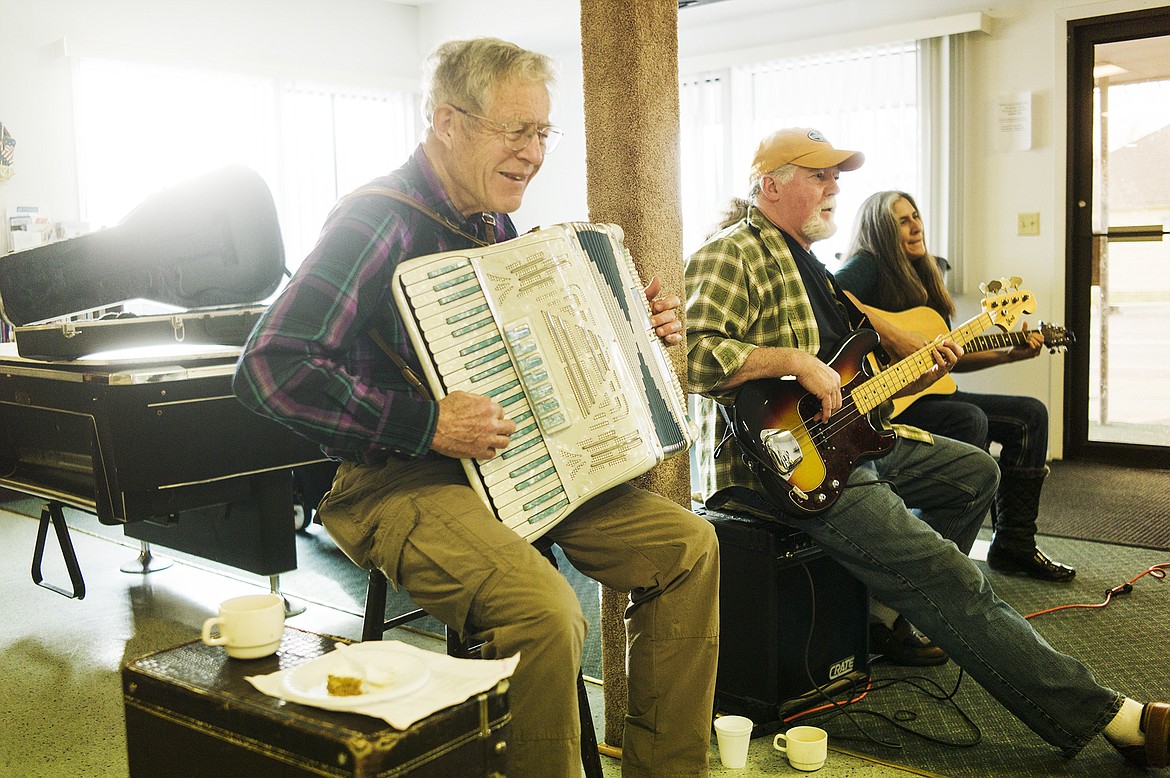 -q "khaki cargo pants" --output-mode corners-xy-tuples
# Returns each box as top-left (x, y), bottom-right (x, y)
(319, 457), (720, 778)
